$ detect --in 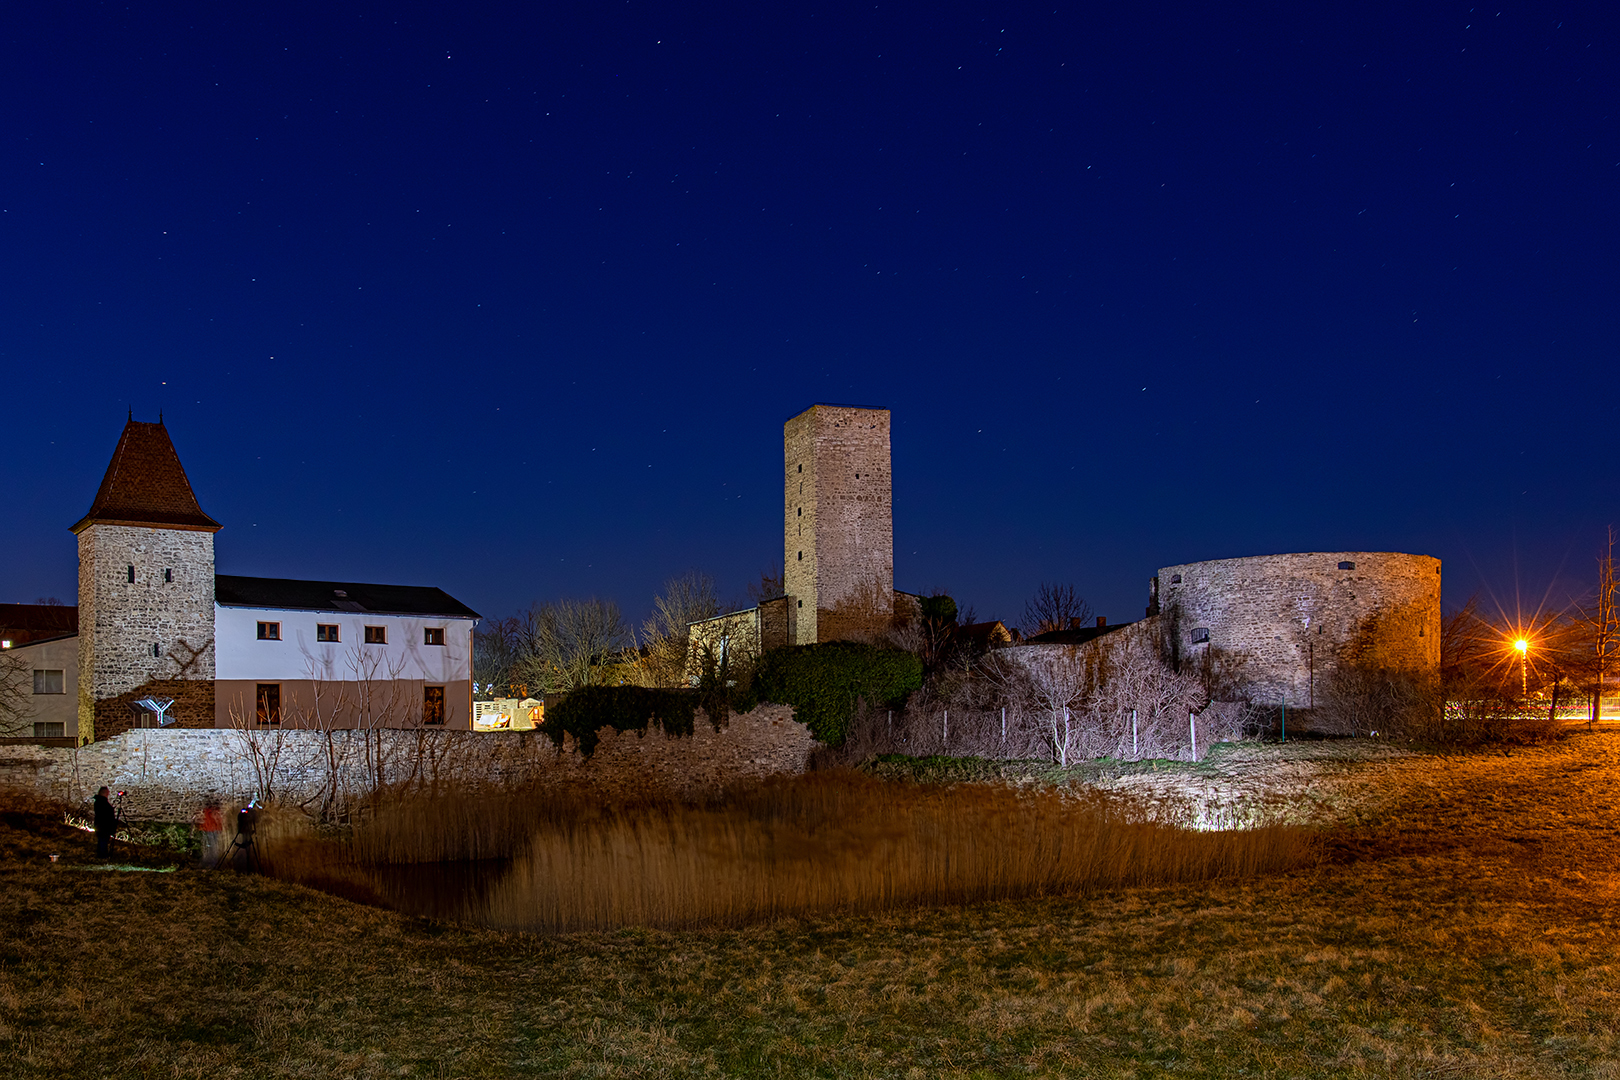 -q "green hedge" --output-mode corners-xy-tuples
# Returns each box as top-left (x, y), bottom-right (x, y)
(544, 686), (701, 758)
(752, 642), (923, 746)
